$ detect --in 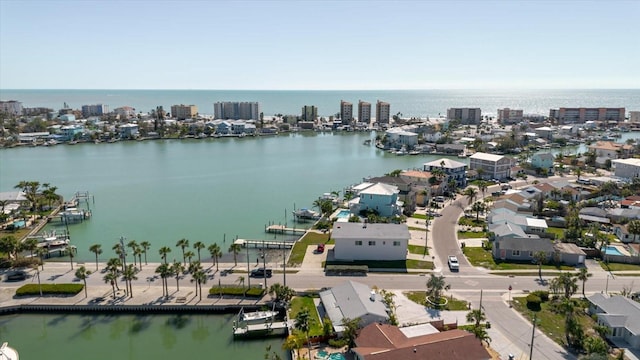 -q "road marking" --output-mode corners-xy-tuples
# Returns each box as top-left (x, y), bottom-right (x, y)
(464, 279), (479, 287)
